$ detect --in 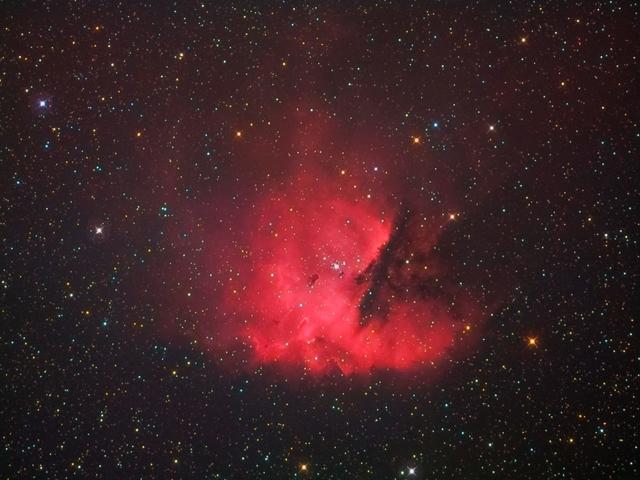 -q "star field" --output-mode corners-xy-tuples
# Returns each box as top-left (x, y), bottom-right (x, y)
(2, 1), (639, 478)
